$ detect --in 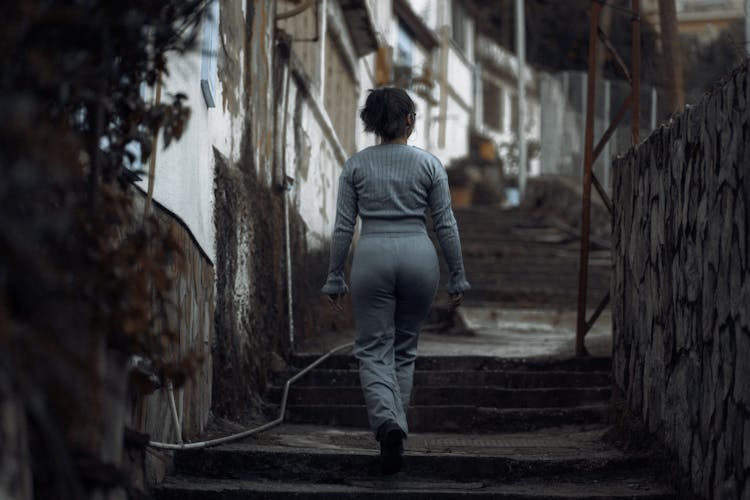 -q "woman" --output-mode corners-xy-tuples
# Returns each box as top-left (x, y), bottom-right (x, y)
(321, 87), (470, 474)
